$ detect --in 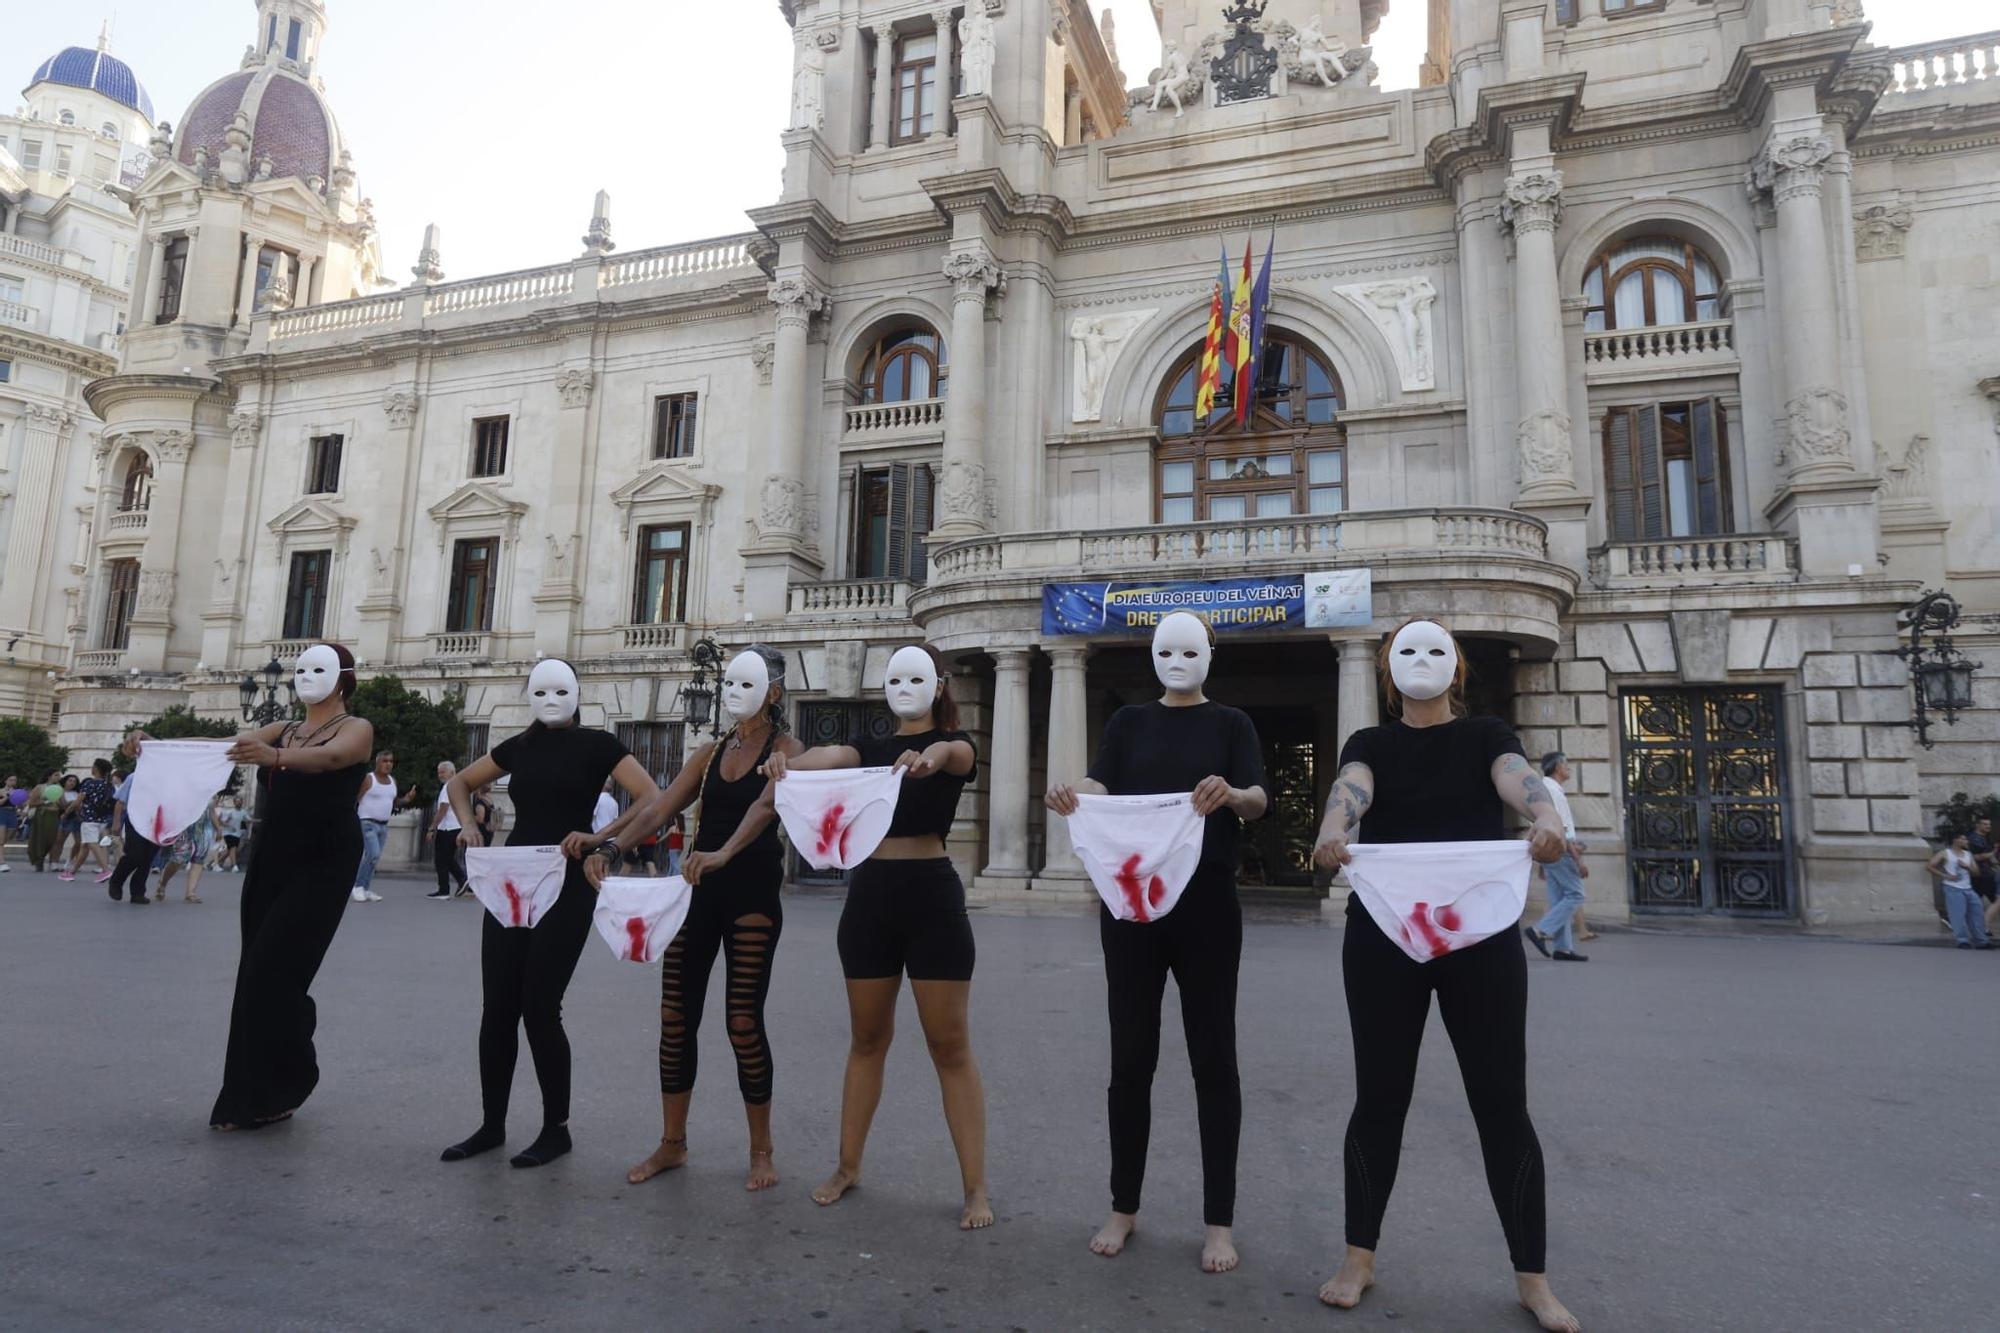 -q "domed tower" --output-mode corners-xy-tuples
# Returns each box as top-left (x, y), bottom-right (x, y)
(78, 0), (382, 678)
